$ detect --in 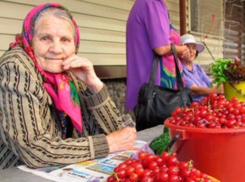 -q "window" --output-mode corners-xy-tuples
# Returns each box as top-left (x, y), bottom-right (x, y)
(223, 0), (245, 61)
(189, 0), (223, 37)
